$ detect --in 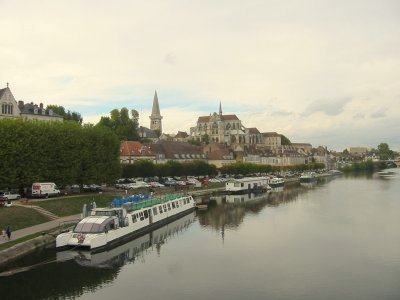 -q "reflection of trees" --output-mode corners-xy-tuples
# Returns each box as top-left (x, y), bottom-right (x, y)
(0, 213), (196, 300)
(197, 182), (327, 232)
